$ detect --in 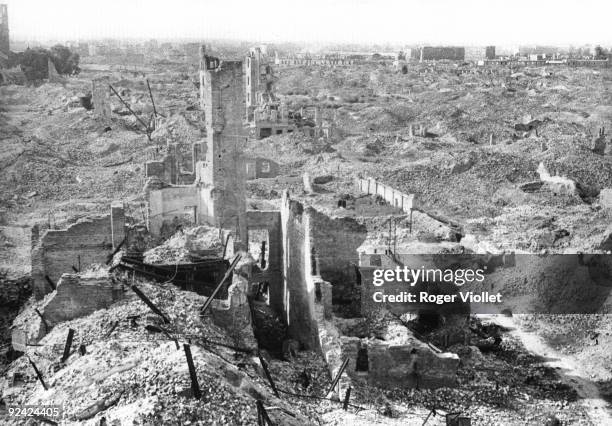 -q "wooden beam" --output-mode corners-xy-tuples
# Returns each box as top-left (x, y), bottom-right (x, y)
(183, 344), (201, 399)
(130, 284), (170, 324)
(200, 254), (241, 317)
(61, 328), (75, 363)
